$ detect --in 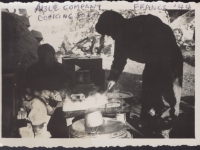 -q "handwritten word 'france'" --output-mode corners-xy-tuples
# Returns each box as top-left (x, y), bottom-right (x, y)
(134, 4), (166, 11)
(35, 3), (101, 13)
(133, 3), (191, 10)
